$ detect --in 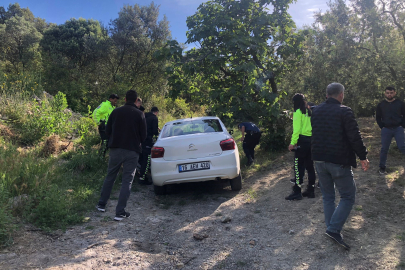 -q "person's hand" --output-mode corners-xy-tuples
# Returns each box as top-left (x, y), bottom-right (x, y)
(360, 159), (370, 171)
(288, 144), (295, 152)
(240, 136), (244, 142)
